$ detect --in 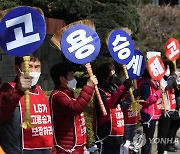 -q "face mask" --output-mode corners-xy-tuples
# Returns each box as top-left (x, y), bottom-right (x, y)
(67, 78), (77, 90)
(165, 69), (170, 77)
(120, 76), (126, 84)
(29, 72), (41, 86)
